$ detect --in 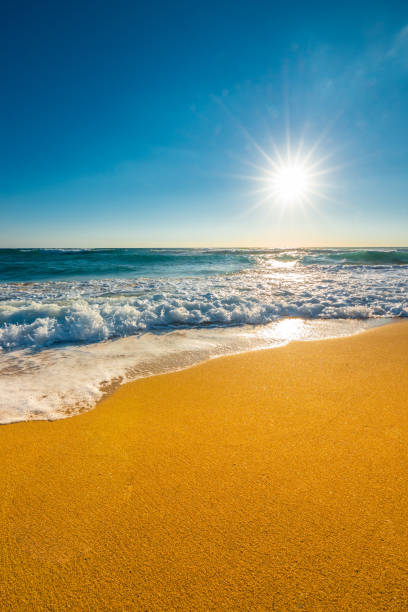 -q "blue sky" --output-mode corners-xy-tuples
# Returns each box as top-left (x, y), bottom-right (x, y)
(1, 0), (408, 247)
